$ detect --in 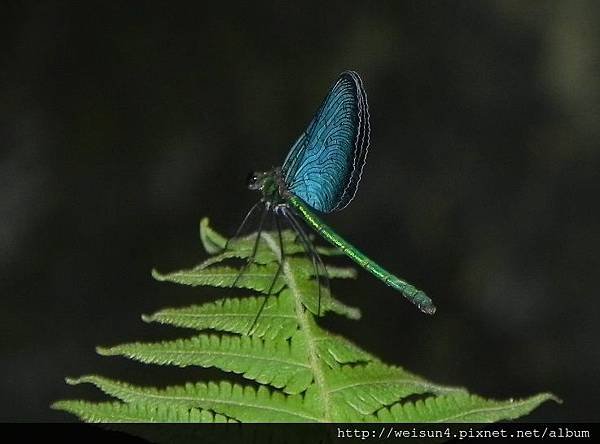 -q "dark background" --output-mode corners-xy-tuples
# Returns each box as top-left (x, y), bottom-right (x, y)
(2, 1), (599, 422)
